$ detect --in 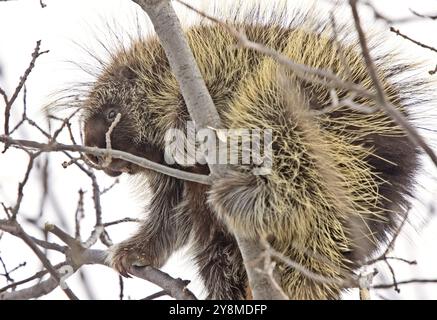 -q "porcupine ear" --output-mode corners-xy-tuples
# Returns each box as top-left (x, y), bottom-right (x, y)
(115, 65), (137, 81)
